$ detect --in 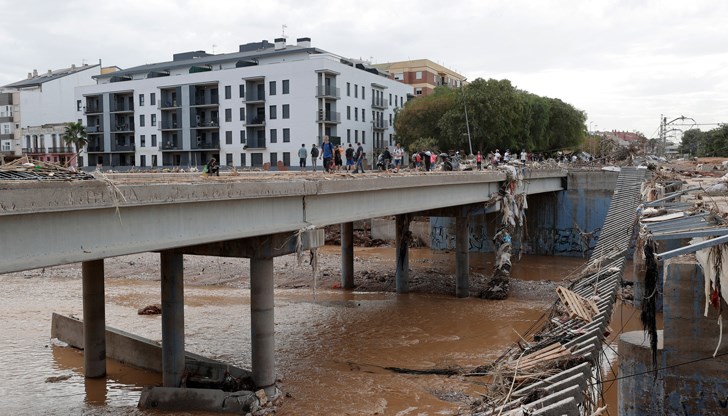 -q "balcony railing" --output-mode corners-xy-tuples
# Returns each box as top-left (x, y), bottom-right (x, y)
(192, 140), (220, 150)
(48, 147), (74, 153)
(372, 120), (387, 130)
(86, 145), (104, 152)
(110, 104), (134, 112)
(111, 144), (136, 152)
(160, 99), (179, 109)
(316, 86), (340, 99)
(21, 147), (46, 154)
(84, 105), (103, 114)
(192, 119), (219, 128)
(372, 98), (389, 109)
(191, 97), (219, 106)
(246, 117), (265, 126)
(161, 142), (183, 151)
(86, 125), (104, 133)
(315, 111), (341, 123)
(112, 123), (135, 132)
(161, 122), (180, 130)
